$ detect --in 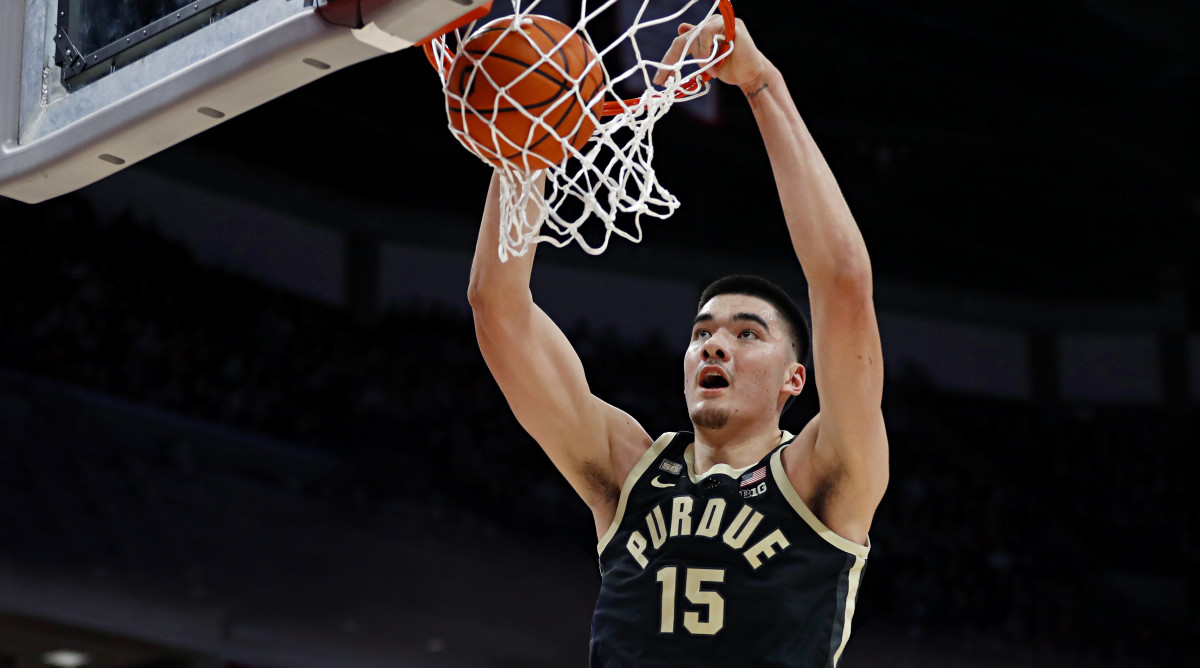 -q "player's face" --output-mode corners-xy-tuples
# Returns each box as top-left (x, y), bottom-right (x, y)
(684, 294), (802, 431)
